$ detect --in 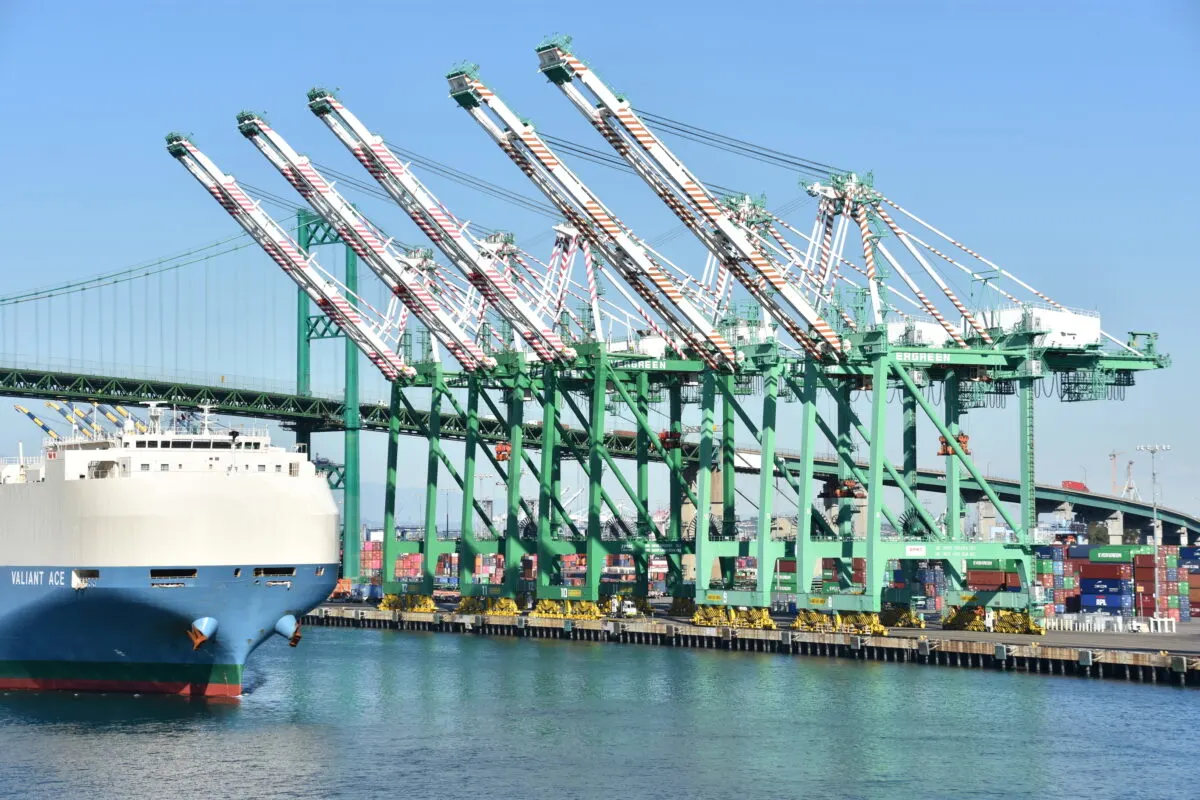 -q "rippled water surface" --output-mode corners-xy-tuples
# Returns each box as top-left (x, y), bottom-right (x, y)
(0, 627), (1194, 799)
